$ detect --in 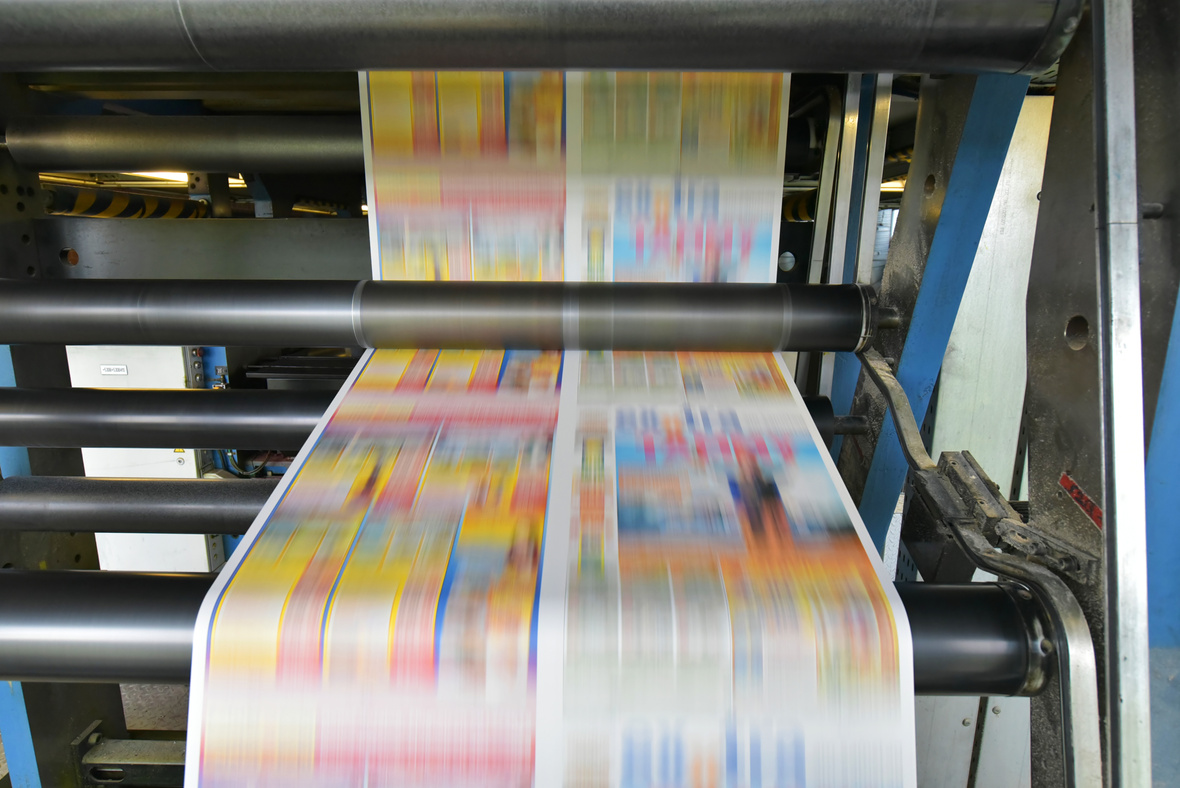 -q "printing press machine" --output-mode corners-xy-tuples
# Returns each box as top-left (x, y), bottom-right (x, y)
(0, 0), (1174, 785)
